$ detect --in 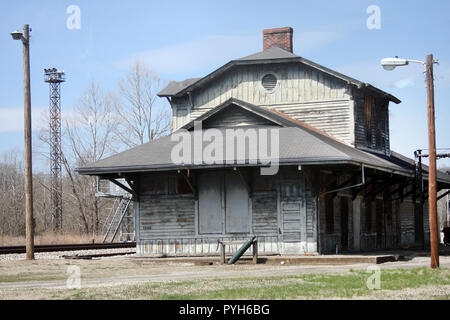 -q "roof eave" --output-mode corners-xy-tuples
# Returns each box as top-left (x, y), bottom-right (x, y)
(76, 158), (418, 179)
